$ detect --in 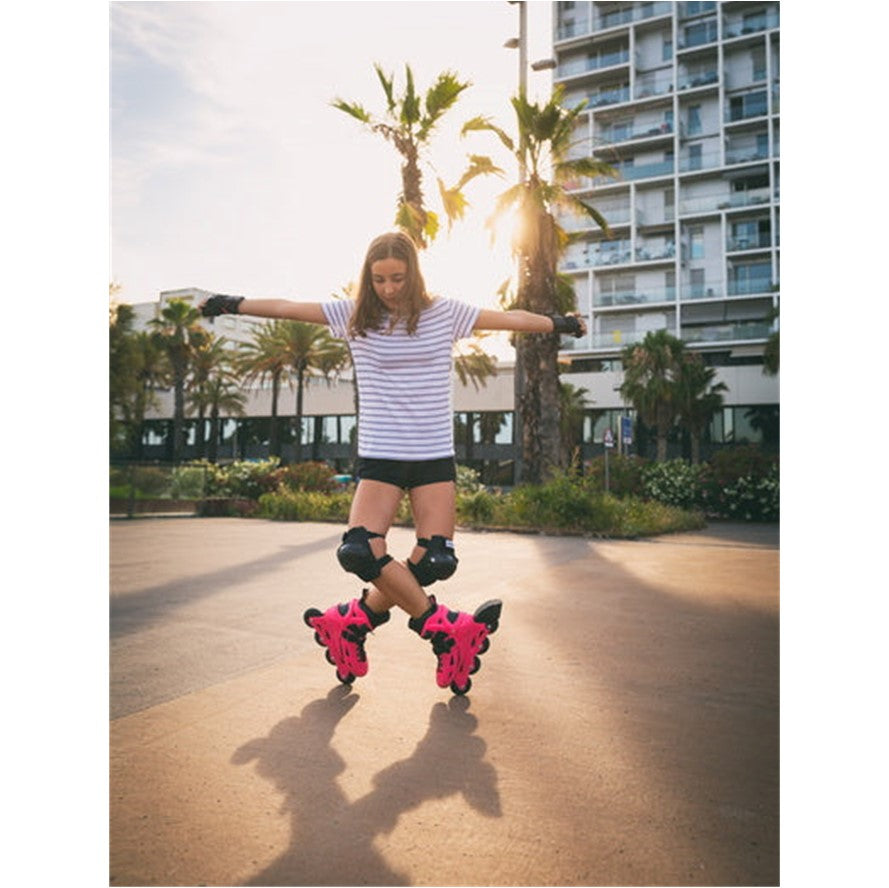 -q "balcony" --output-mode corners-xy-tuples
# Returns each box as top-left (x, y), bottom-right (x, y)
(678, 147), (722, 173)
(563, 241), (633, 270)
(596, 286), (676, 308)
(727, 233), (772, 252)
(586, 85), (631, 109)
(726, 90), (769, 122)
(683, 283), (724, 301)
(635, 242), (676, 262)
(598, 120), (674, 145)
(634, 75), (674, 101)
(678, 19), (718, 50)
(678, 70), (719, 91)
(597, 158), (675, 185)
(725, 145), (770, 165)
(595, 1), (672, 31)
(560, 205), (633, 231)
(727, 277), (775, 297)
(591, 329), (651, 349)
(723, 11), (780, 40)
(557, 48), (630, 80)
(681, 322), (772, 344)
(677, 189), (771, 215)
